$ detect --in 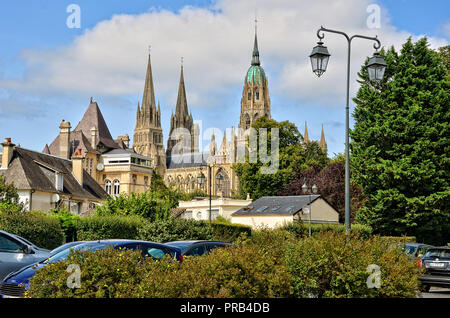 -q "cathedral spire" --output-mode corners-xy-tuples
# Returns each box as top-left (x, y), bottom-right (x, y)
(141, 52), (157, 124)
(303, 121), (310, 143)
(175, 61), (189, 119)
(251, 18), (260, 66)
(320, 124), (327, 155)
